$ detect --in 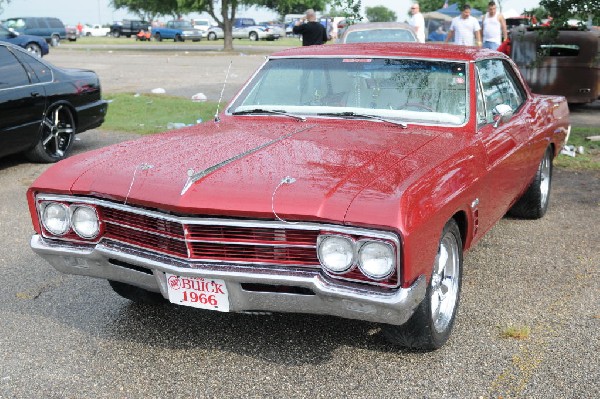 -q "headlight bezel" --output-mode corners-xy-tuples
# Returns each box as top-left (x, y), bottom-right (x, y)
(316, 234), (356, 274)
(317, 232), (400, 287)
(40, 202), (70, 236)
(357, 239), (396, 280)
(70, 205), (101, 239)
